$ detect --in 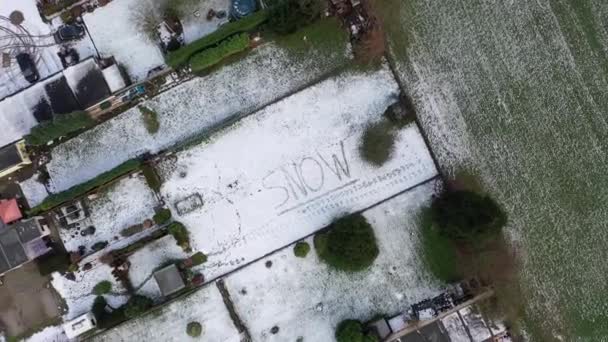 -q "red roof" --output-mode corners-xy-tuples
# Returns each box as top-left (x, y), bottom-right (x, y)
(0, 199), (22, 224)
